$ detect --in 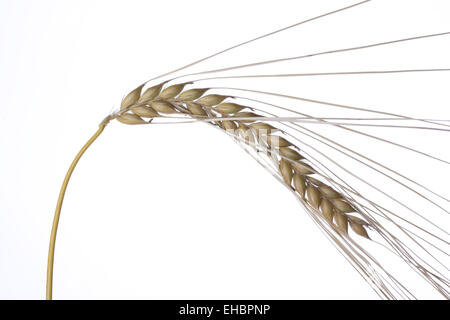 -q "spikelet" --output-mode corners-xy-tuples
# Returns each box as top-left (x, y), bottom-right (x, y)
(159, 83), (188, 99)
(131, 105), (159, 118)
(150, 101), (177, 114)
(116, 113), (147, 124)
(186, 102), (208, 116)
(196, 94), (228, 106)
(178, 88), (208, 101)
(138, 83), (164, 103)
(121, 85), (144, 109)
(214, 103), (246, 114)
